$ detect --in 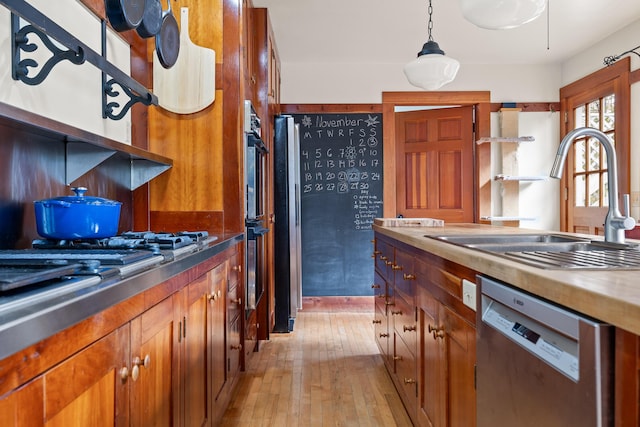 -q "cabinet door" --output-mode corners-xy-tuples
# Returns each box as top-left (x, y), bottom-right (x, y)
(418, 288), (445, 427)
(211, 261), (227, 401)
(442, 304), (476, 427)
(130, 296), (180, 427)
(184, 273), (212, 427)
(17, 325), (130, 427)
